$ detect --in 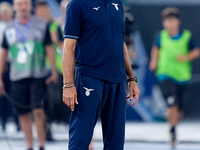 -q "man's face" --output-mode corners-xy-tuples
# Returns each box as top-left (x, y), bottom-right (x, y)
(0, 9), (13, 22)
(14, 0), (32, 18)
(35, 5), (51, 22)
(163, 17), (180, 31)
